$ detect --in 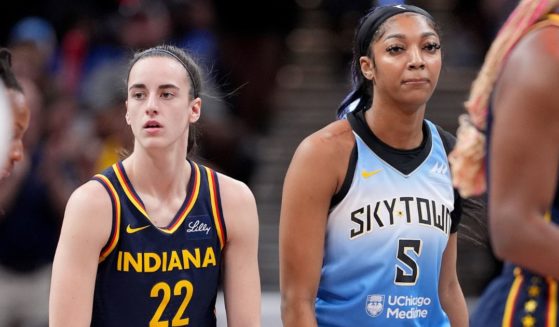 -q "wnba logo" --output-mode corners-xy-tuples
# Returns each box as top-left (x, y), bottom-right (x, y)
(366, 294), (385, 317)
